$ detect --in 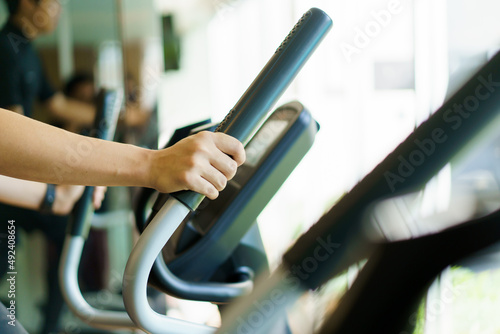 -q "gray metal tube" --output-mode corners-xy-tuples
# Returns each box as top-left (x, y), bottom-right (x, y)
(122, 198), (215, 333)
(59, 235), (137, 329)
(154, 253), (254, 302)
